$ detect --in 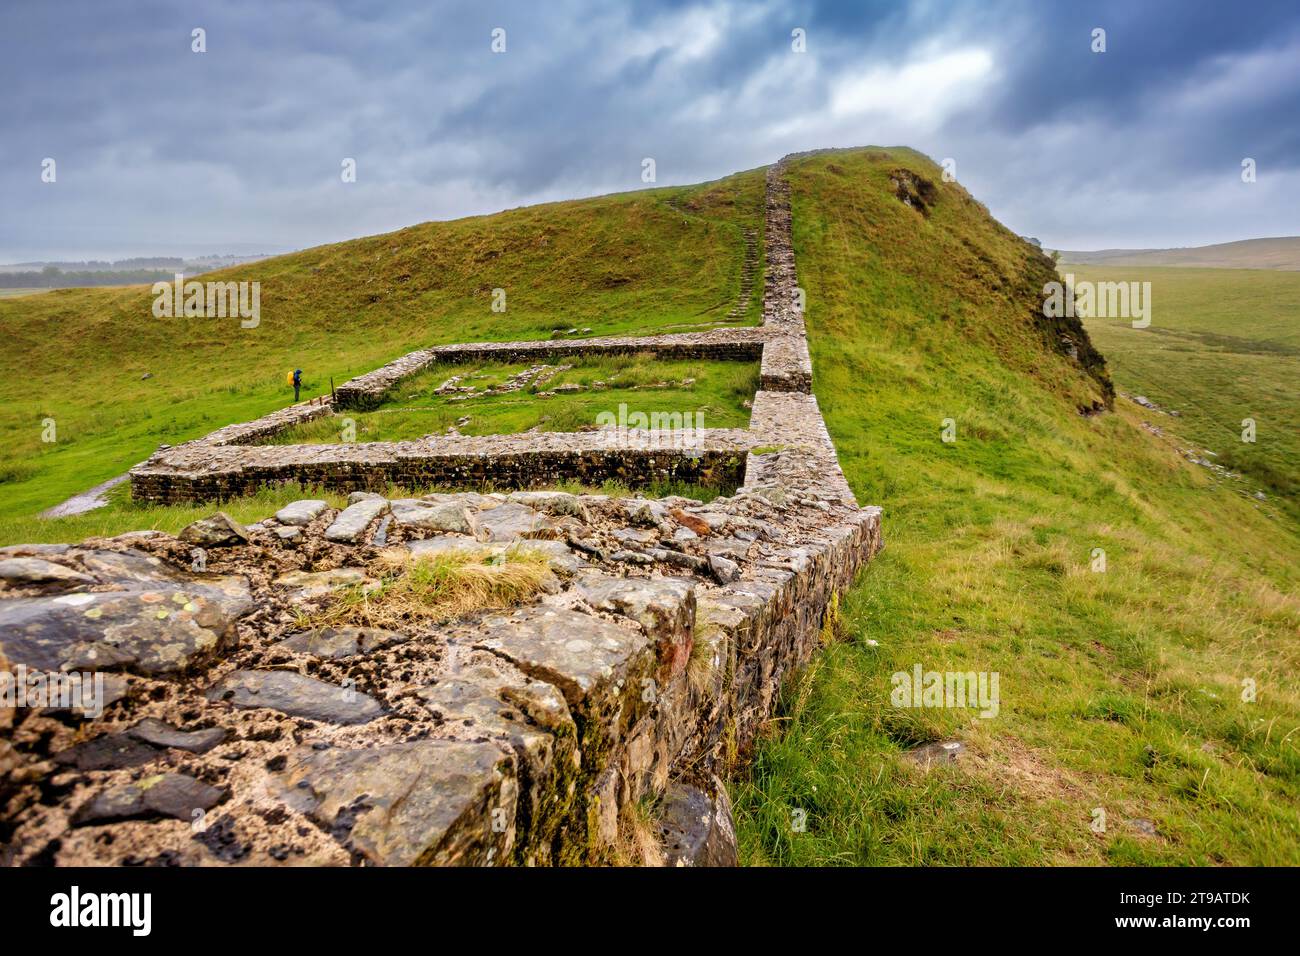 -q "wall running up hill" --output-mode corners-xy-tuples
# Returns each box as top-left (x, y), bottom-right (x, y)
(1, 157), (879, 867)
